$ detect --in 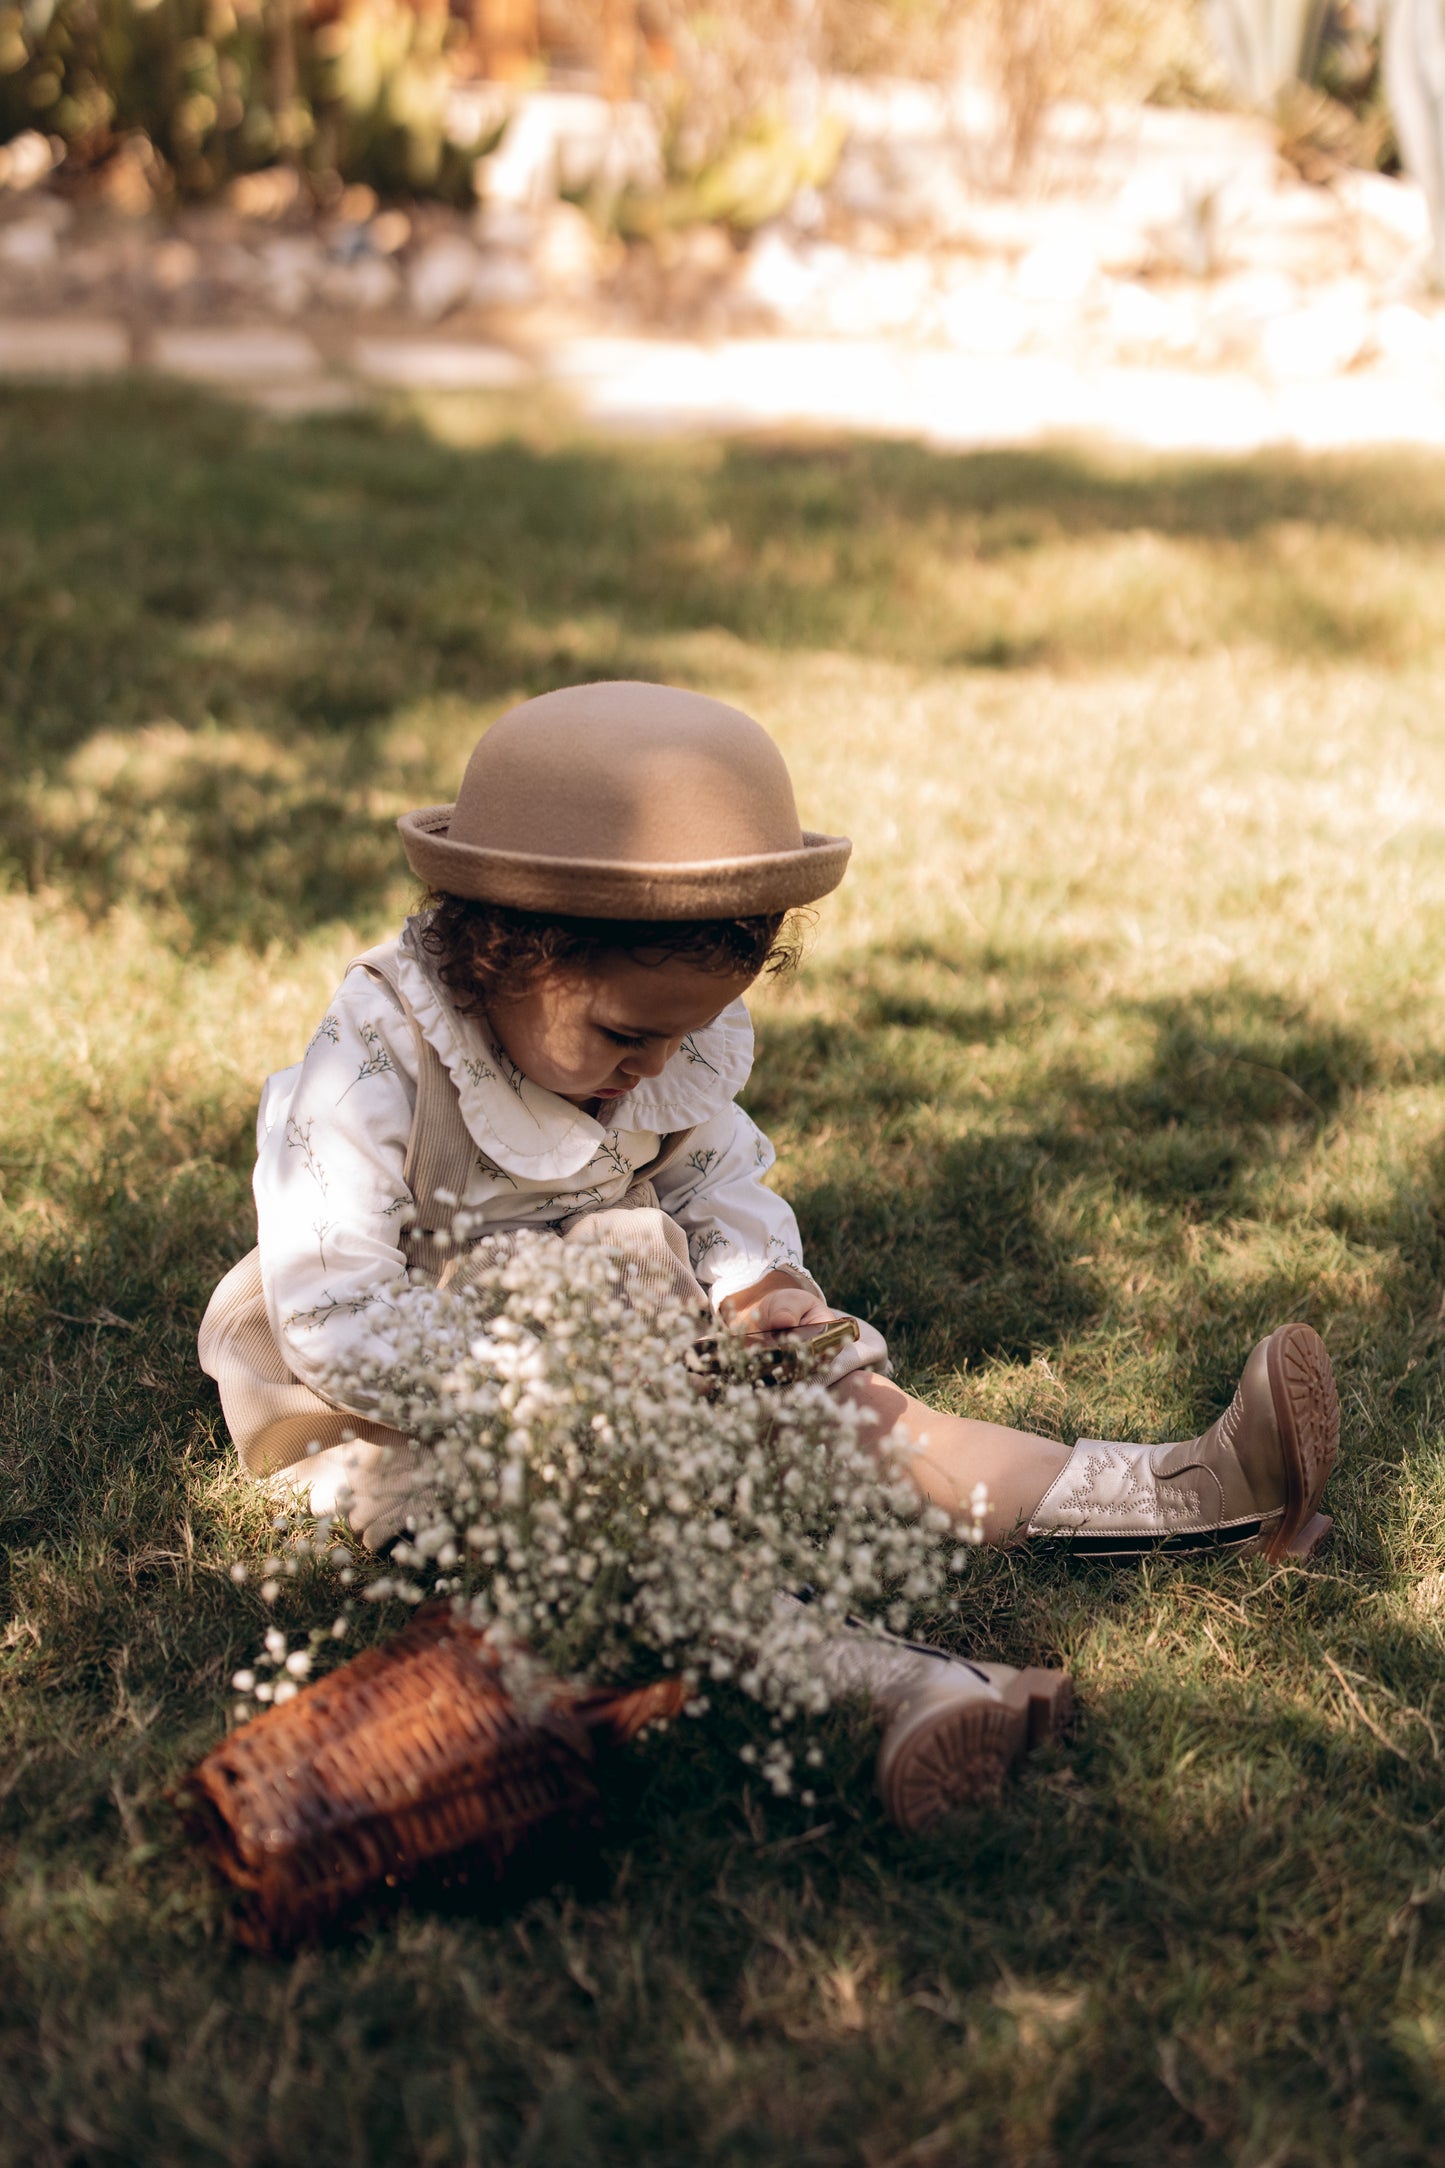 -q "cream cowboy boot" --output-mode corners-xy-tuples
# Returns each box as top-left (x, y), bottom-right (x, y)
(798, 1612), (1073, 1833)
(1025, 1323), (1339, 1561)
